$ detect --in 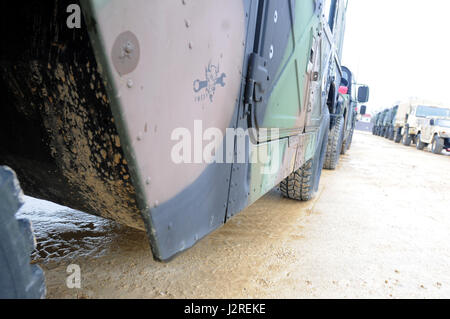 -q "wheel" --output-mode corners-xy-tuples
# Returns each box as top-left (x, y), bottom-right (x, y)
(431, 135), (444, 154)
(347, 129), (354, 150)
(0, 166), (46, 299)
(341, 127), (354, 155)
(412, 135), (417, 145)
(402, 131), (412, 146)
(280, 123), (328, 201)
(389, 128), (395, 140)
(394, 129), (402, 143)
(323, 115), (345, 170)
(416, 133), (427, 150)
